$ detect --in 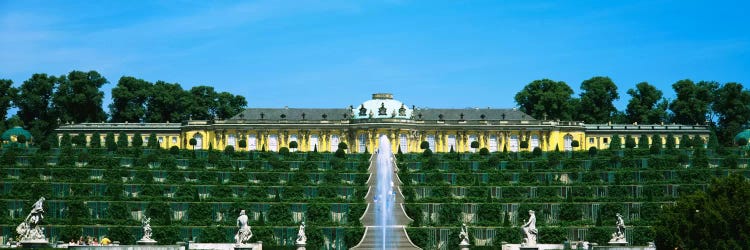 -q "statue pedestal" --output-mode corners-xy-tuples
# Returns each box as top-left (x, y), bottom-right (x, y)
(20, 239), (50, 249)
(296, 242), (306, 250)
(234, 242), (262, 250)
(459, 242), (470, 250)
(137, 239), (158, 245)
(608, 241), (628, 246)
